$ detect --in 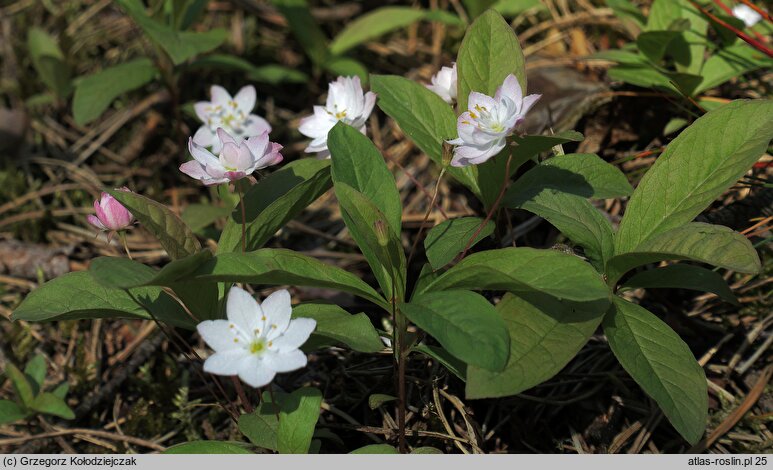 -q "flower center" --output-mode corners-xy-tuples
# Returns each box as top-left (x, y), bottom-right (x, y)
(249, 339), (267, 355)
